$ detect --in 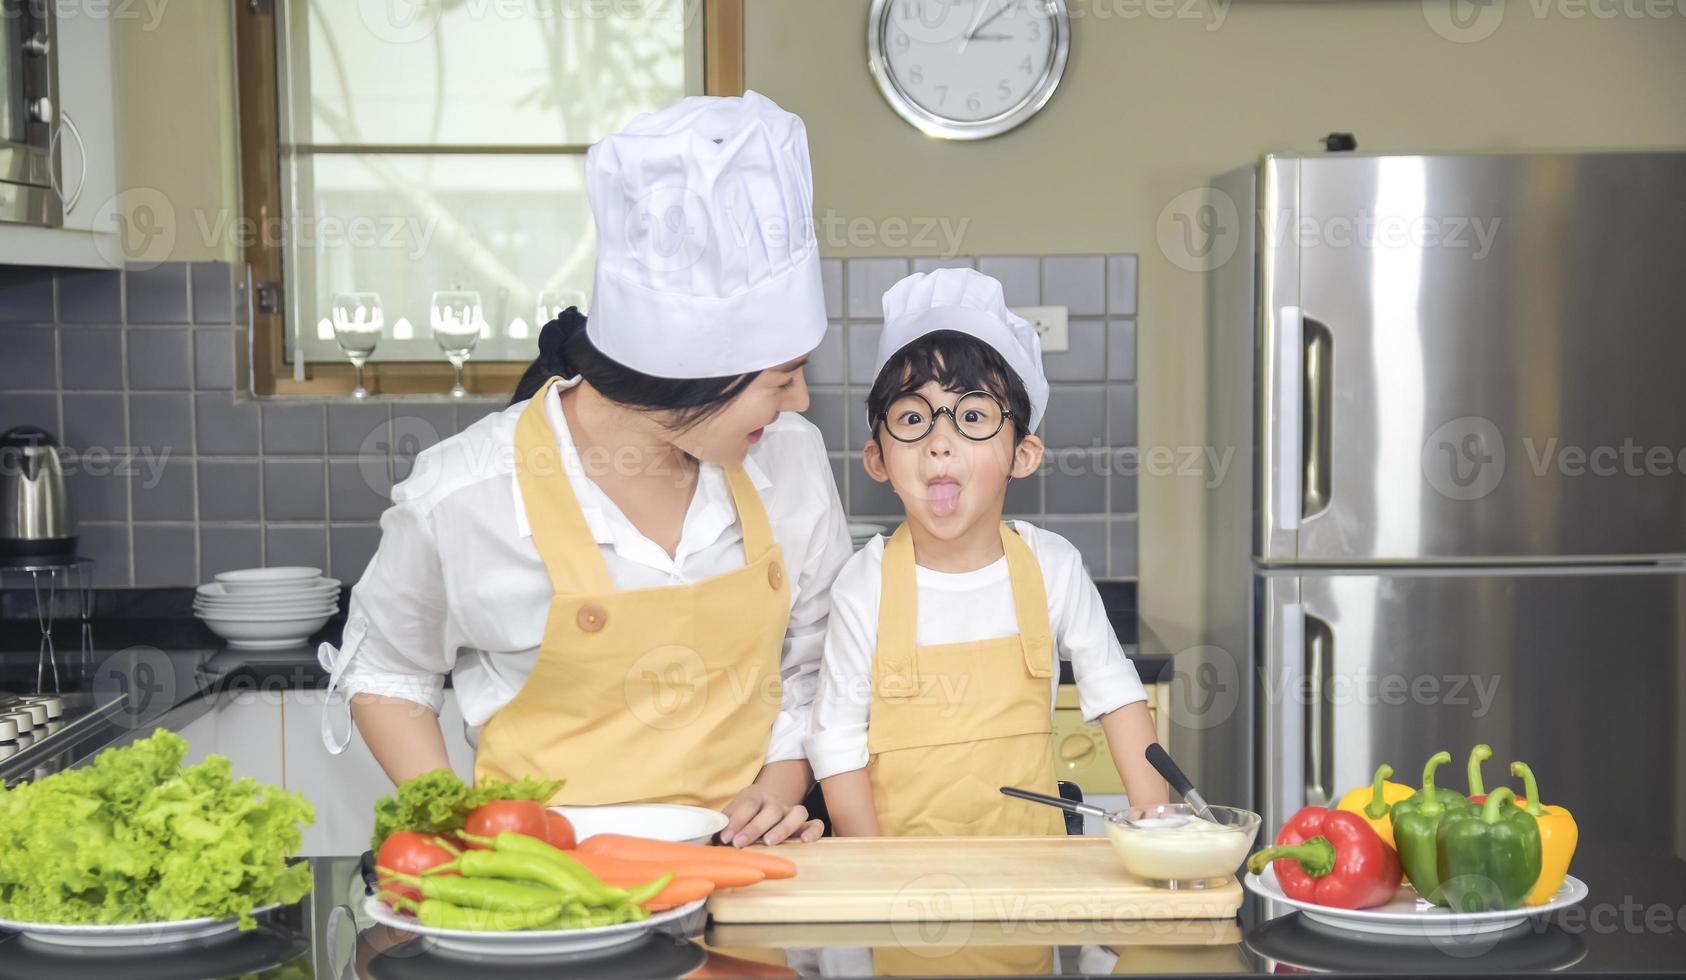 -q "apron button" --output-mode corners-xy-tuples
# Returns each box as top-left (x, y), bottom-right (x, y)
(577, 603), (608, 632)
(768, 561), (784, 590)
